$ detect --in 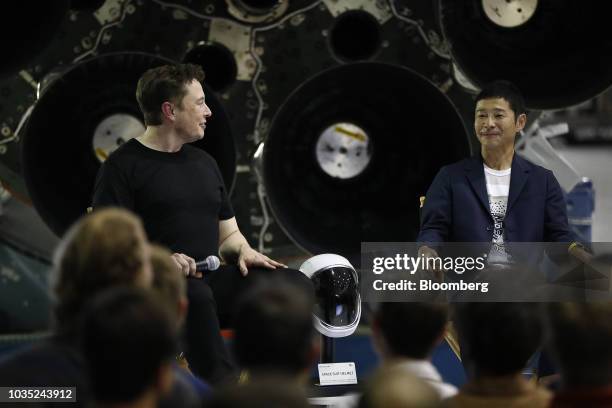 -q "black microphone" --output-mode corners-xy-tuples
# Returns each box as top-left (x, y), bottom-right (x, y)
(195, 255), (221, 272)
